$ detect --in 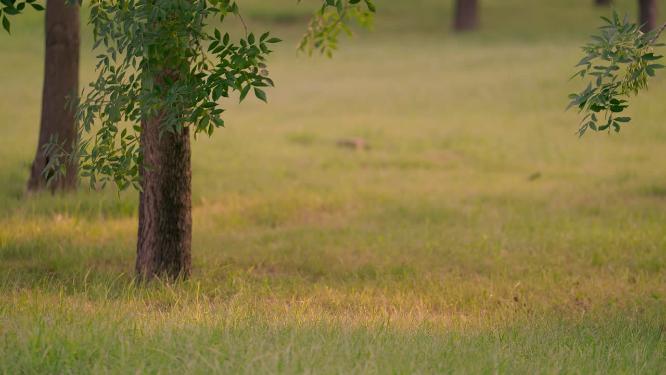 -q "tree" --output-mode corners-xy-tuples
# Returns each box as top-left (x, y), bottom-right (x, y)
(54, 0), (372, 280)
(568, 12), (665, 136)
(639, 0), (657, 32)
(27, 0), (80, 192)
(453, 0), (479, 32)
